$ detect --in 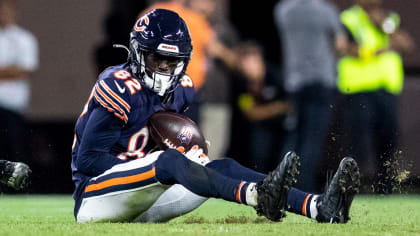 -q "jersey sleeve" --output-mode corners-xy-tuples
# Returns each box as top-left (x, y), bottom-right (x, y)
(92, 71), (134, 124)
(76, 107), (126, 176)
